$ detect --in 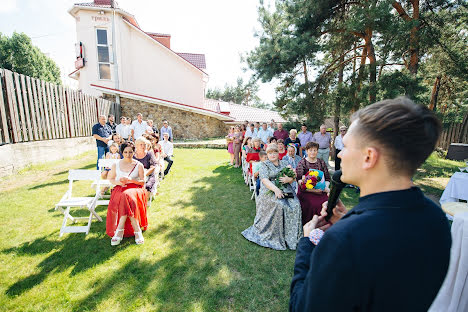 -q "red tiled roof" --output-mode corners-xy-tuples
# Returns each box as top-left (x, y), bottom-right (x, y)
(203, 99), (286, 123)
(176, 53), (206, 70)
